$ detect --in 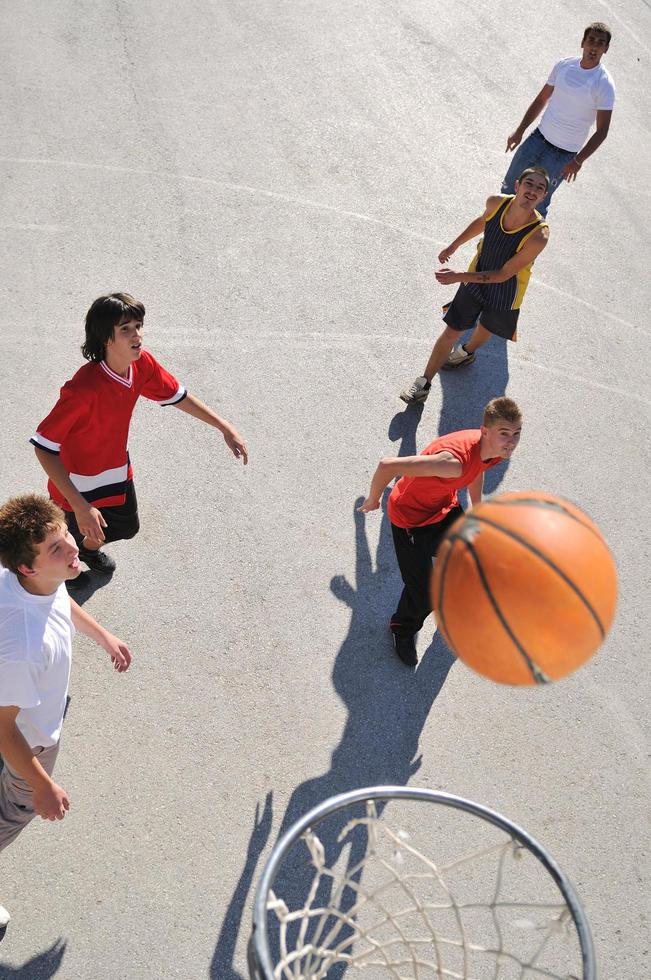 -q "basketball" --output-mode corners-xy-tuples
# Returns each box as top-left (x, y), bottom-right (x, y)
(431, 491), (618, 685)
